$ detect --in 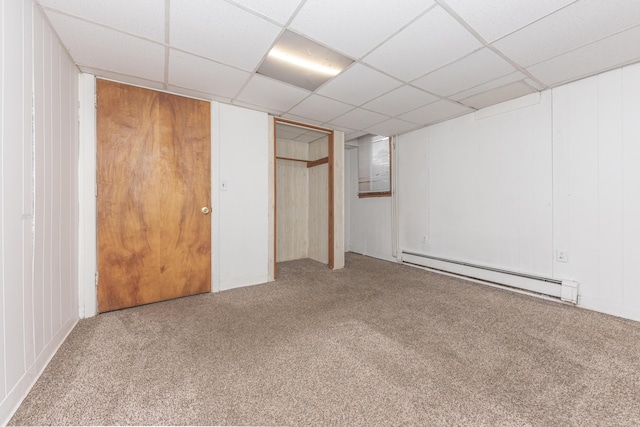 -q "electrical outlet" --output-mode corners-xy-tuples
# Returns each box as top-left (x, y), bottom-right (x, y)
(421, 235), (427, 244)
(556, 250), (568, 263)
